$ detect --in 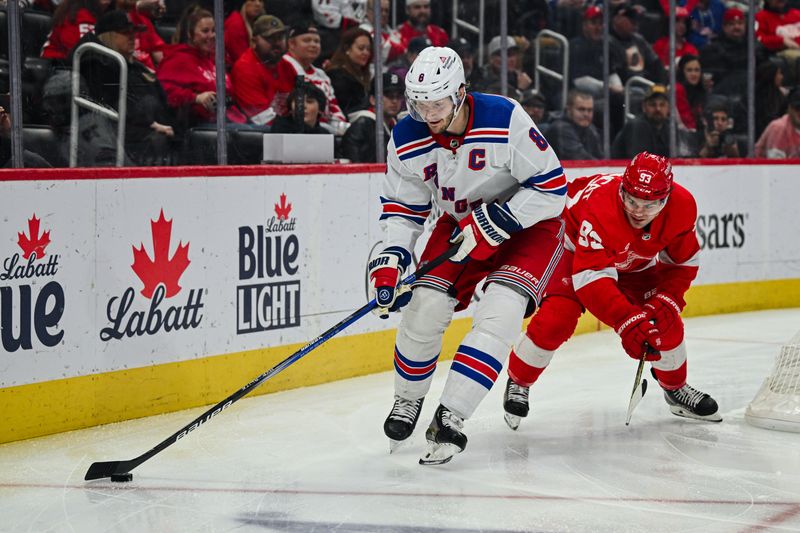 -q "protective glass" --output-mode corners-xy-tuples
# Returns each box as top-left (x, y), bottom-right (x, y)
(407, 95), (455, 123)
